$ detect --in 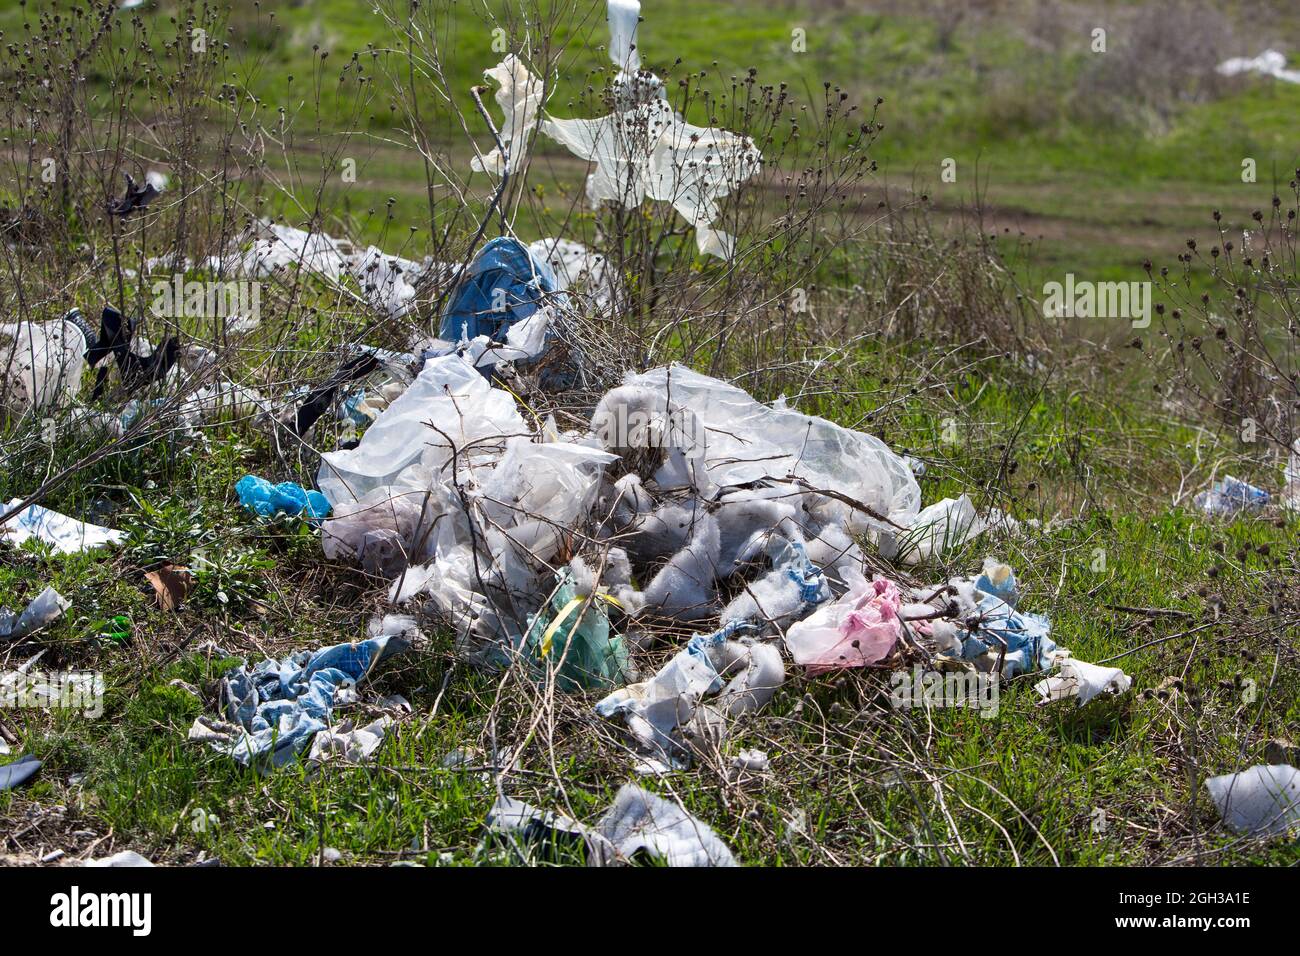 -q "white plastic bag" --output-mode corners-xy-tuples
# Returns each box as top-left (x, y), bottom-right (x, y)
(1205, 764), (1300, 836)
(0, 318), (90, 419)
(617, 365), (922, 528)
(1, 500), (125, 554)
(317, 353), (525, 504)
